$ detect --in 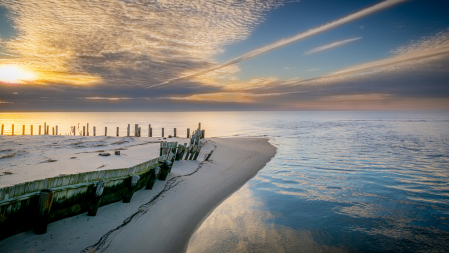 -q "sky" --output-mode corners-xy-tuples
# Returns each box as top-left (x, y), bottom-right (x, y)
(0, 0), (448, 111)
